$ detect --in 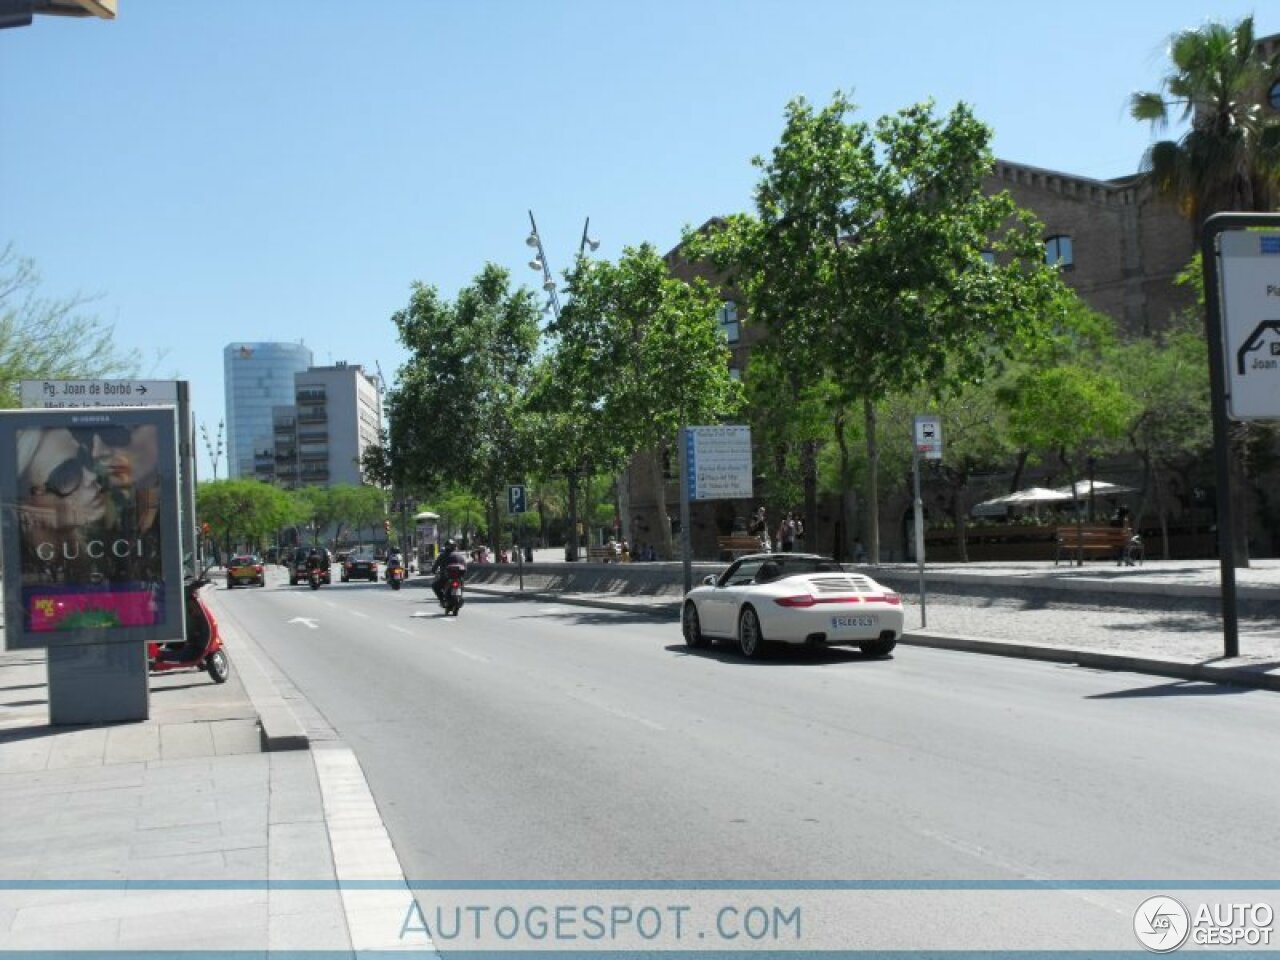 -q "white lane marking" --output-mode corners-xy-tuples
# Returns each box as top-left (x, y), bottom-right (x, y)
(452, 647), (491, 664)
(388, 624), (413, 635)
(565, 691), (666, 732)
(288, 617), (319, 629)
(347, 609), (371, 619)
